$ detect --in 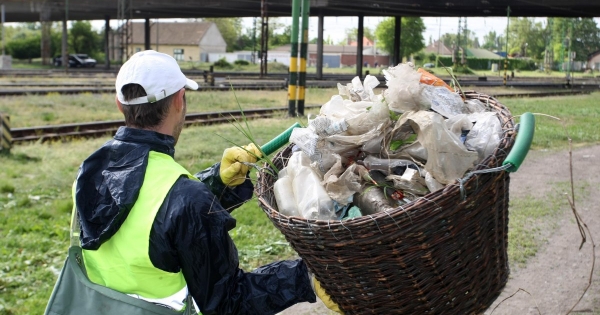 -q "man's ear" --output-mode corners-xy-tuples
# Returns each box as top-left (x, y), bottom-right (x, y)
(116, 97), (125, 114)
(173, 89), (185, 113)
